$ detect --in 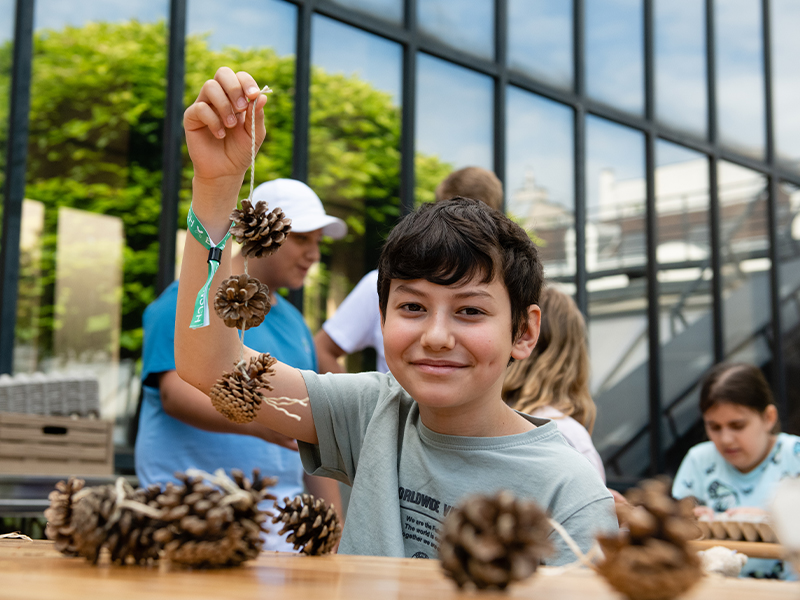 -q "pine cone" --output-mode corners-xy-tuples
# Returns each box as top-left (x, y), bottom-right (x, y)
(272, 494), (342, 555)
(214, 274), (271, 330)
(230, 200), (292, 259)
(210, 353), (277, 424)
(596, 478), (703, 600)
(44, 477), (86, 555)
(439, 491), (552, 590)
(153, 469), (277, 568)
(68, 479), (162, 565)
